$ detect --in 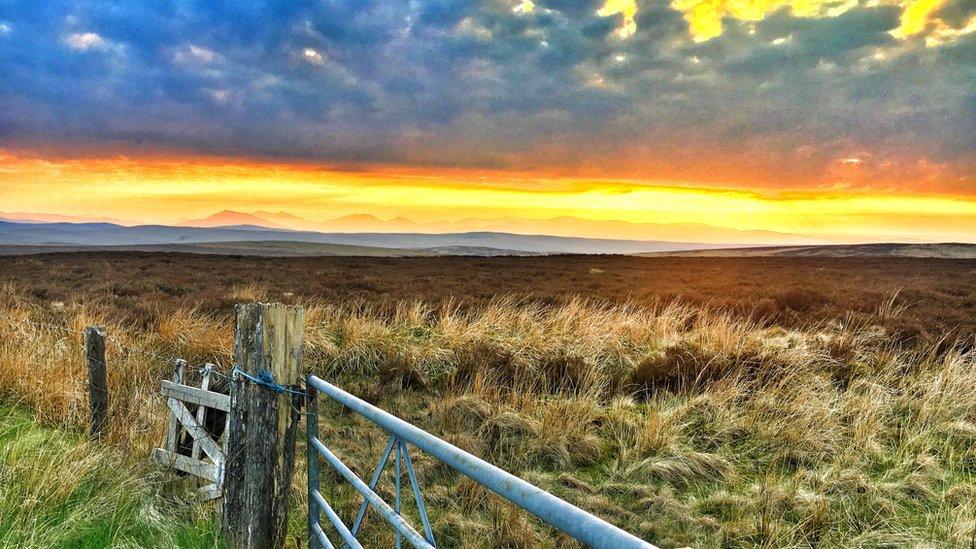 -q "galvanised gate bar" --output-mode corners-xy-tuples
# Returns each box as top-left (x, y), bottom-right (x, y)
(305, 374), (658, 549)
